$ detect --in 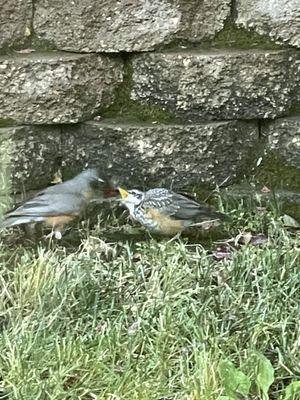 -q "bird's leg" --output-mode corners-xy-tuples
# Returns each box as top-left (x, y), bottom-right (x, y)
(44, 224), (64, 240)
(21, 223), (39, 243)
(190, 219), (220, 230)
(145, 229), (154, 240)
(22, 223), (37, 241)
(44, 230), (62, 240)
(167, 232), (182, 243)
